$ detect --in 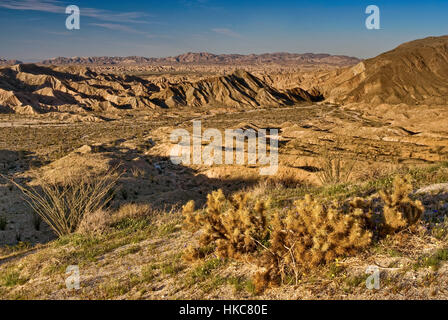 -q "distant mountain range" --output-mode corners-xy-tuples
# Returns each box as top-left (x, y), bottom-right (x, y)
(2, 35), (448, 116)
(39, 52), (361, 67)
(0, 59), (23, 66)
